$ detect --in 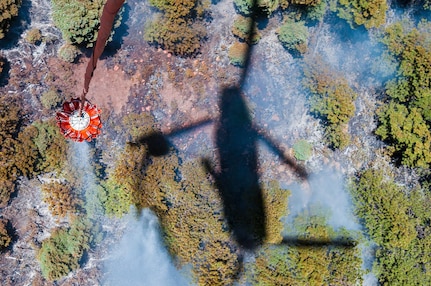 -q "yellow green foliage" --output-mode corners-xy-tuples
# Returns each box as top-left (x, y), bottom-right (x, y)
(0, 95), (21, 207)
(335, 0), (387, 29)
(106, 146), (291, 283)
(352, 168), (431, 284)
(253, 213), (362, 285)
(0, 0), (21, 39)
(51, 0), (105, 46)
(291, 0), (320, 4)
(0, 218), (11, 249)
(37, 218), (92, 281)
(303, 57), (357, 149)
(40, 88), (63, 110)
(41, 182), (83, 219)
(25, 28), (42, 44)
(228, 42), (249, 67)
(277, 19), (309, 55)
(377, 21), (431, 167)
(262, 181), (289, 244)
(144, 0), (209, 56)
(232, 15), (261, 44)
(233, 0), (279, 16)
(32, 119), (68, 174)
